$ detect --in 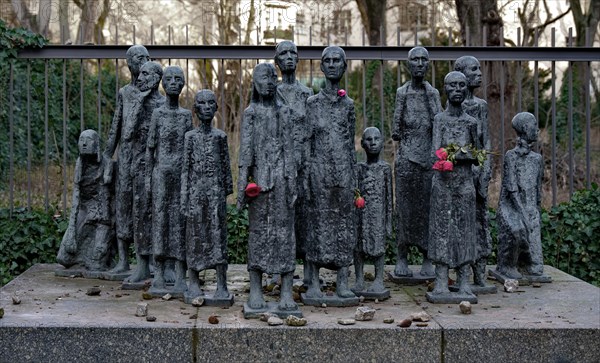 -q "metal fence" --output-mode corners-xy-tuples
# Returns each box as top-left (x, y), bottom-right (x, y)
(1, 27), (599, 217)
